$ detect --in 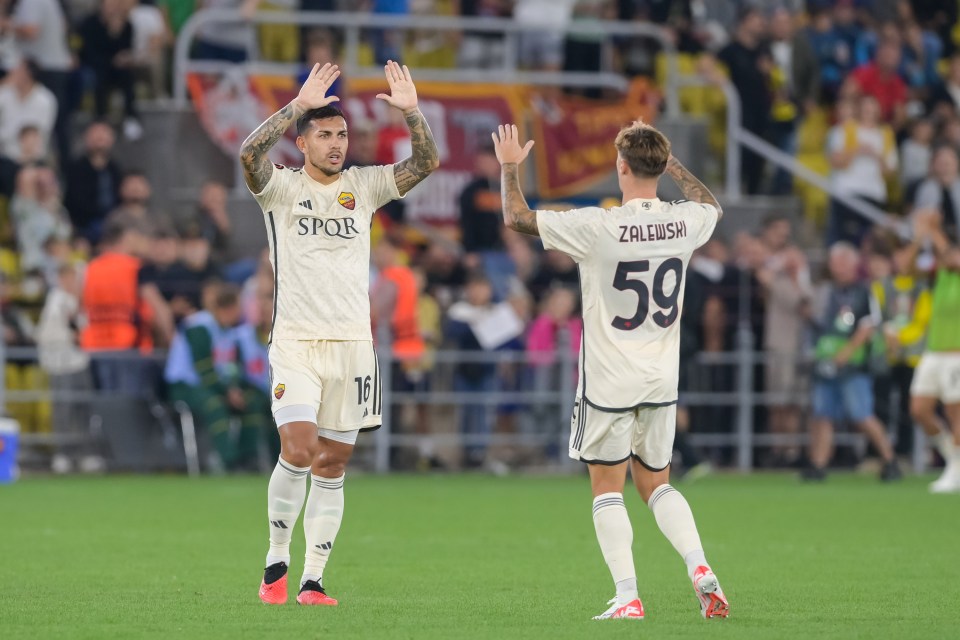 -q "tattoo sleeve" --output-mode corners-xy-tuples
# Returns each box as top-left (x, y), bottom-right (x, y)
(665, 157), (724, 219)
(501, 163), (539, 236)
(394, 108), (440, 196)
(239, 101), (303, 193)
